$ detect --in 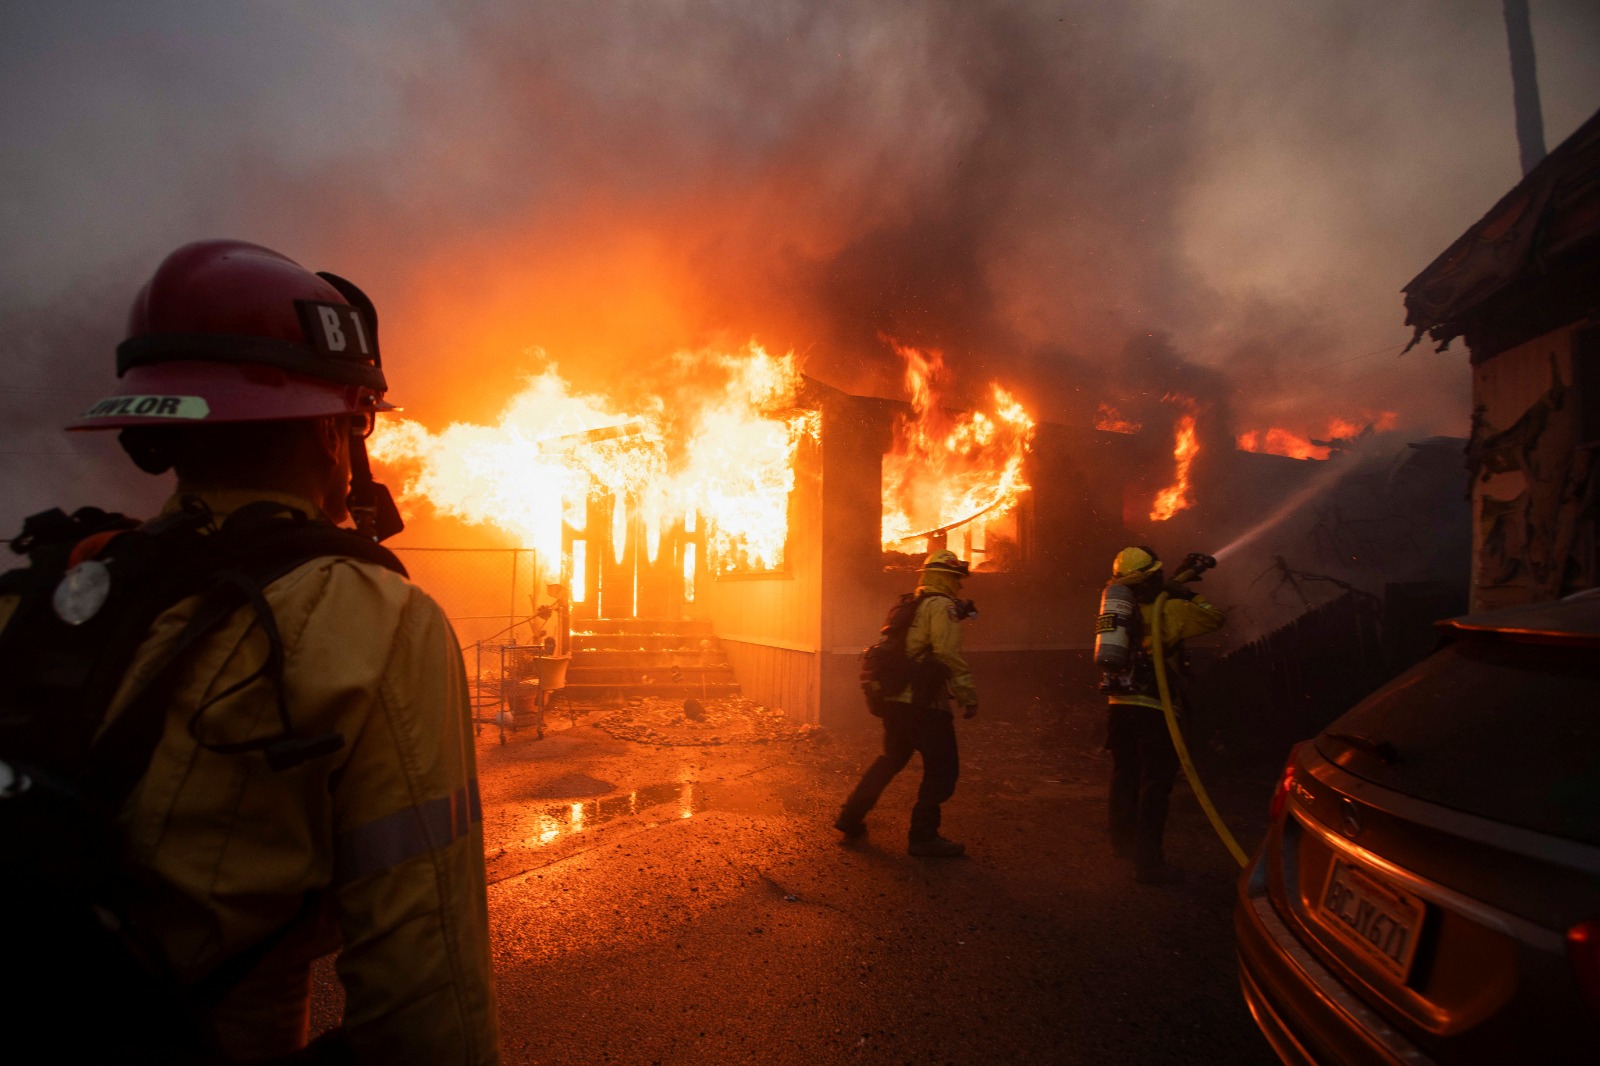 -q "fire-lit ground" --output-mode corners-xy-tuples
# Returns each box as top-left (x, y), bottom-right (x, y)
(319, 697), (1281, 1064)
